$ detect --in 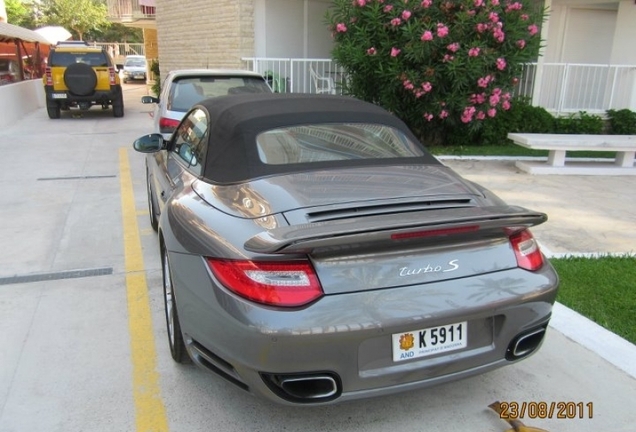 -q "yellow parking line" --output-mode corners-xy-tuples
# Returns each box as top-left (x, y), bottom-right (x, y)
(119, 148), (169, 432)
